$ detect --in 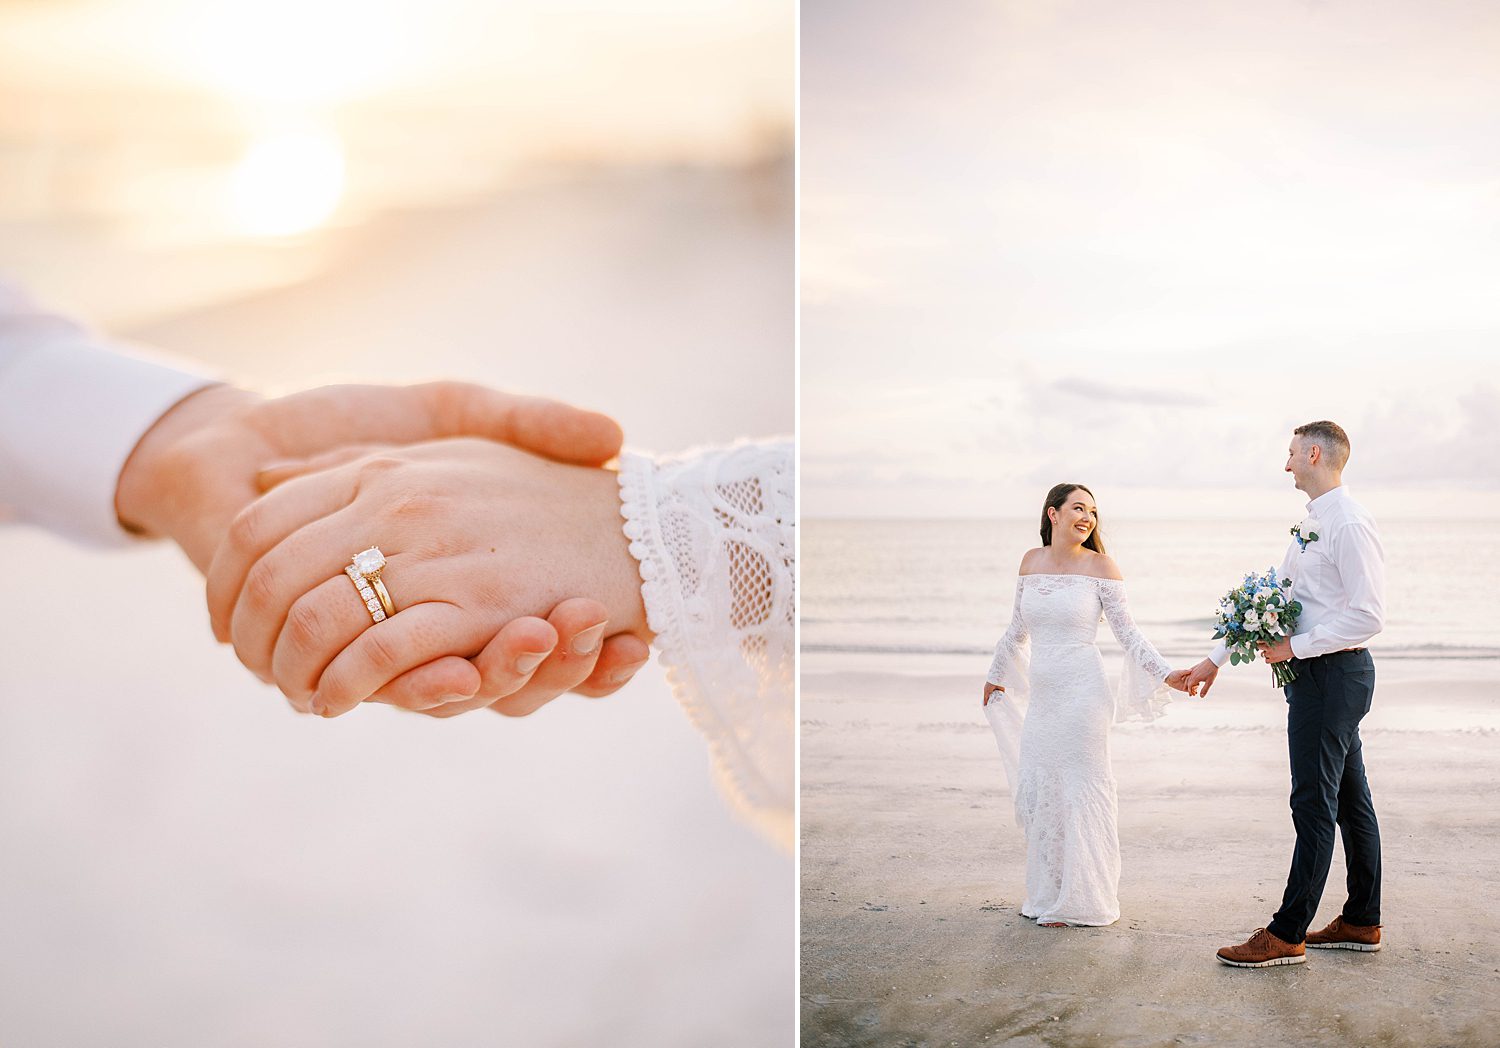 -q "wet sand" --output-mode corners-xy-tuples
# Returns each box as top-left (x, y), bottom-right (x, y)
(801, 657), (1500, 1048)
